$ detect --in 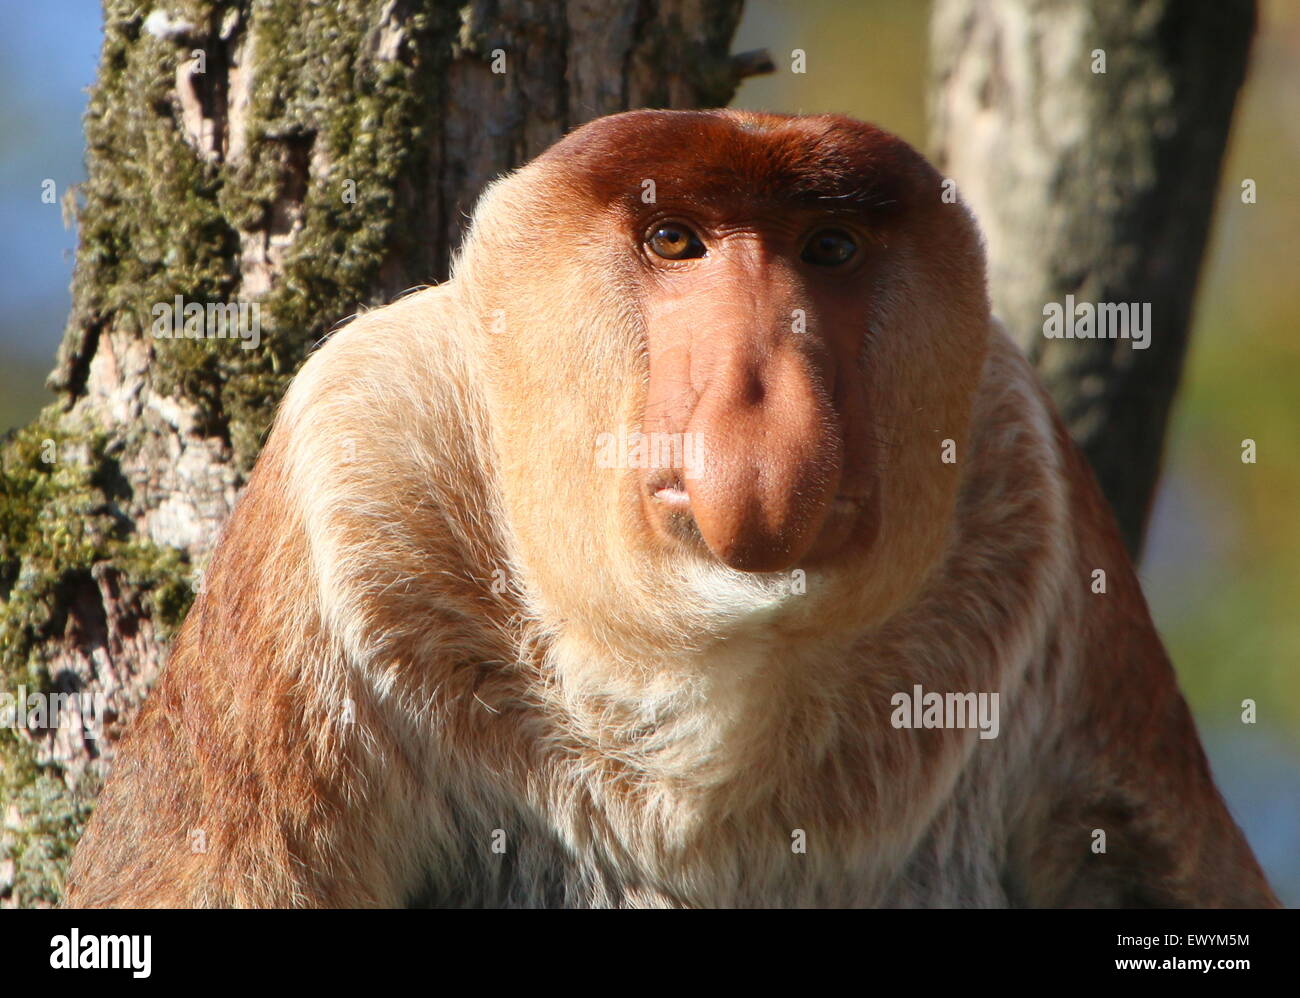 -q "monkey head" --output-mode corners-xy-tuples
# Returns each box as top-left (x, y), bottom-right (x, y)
(458, 110), (991, 654)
